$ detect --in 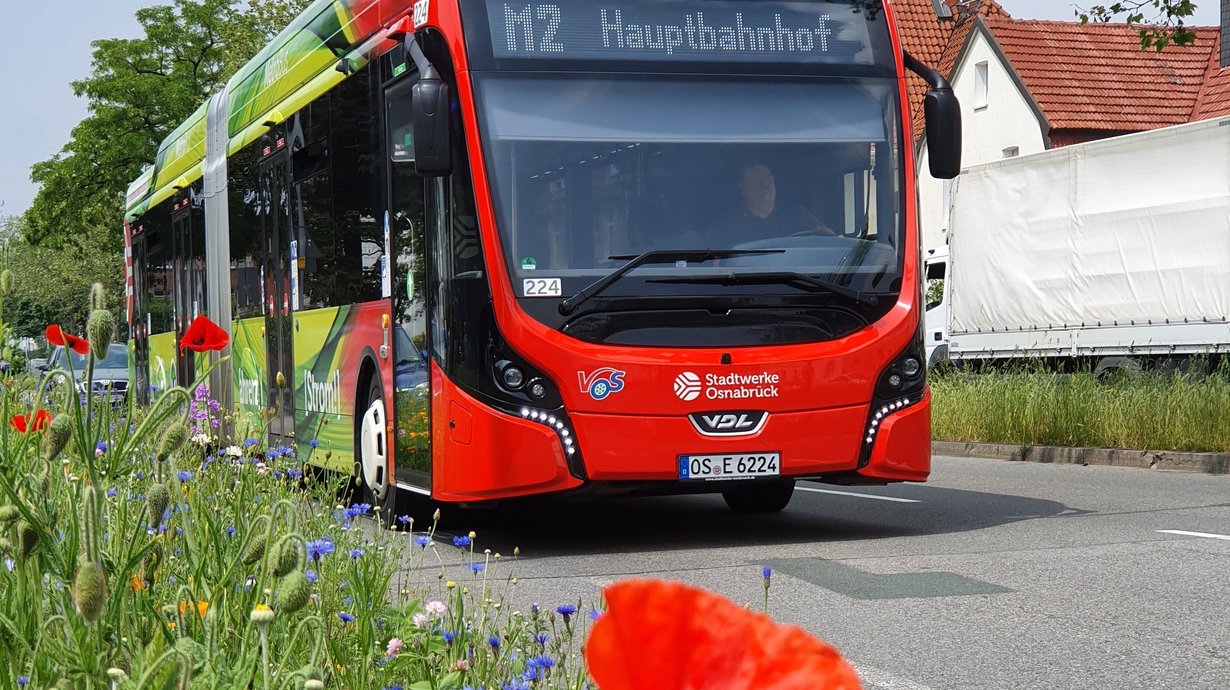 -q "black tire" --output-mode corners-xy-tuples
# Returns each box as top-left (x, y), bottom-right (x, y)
(355, 373), (399, 520)
(722, 480), (796, 514)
